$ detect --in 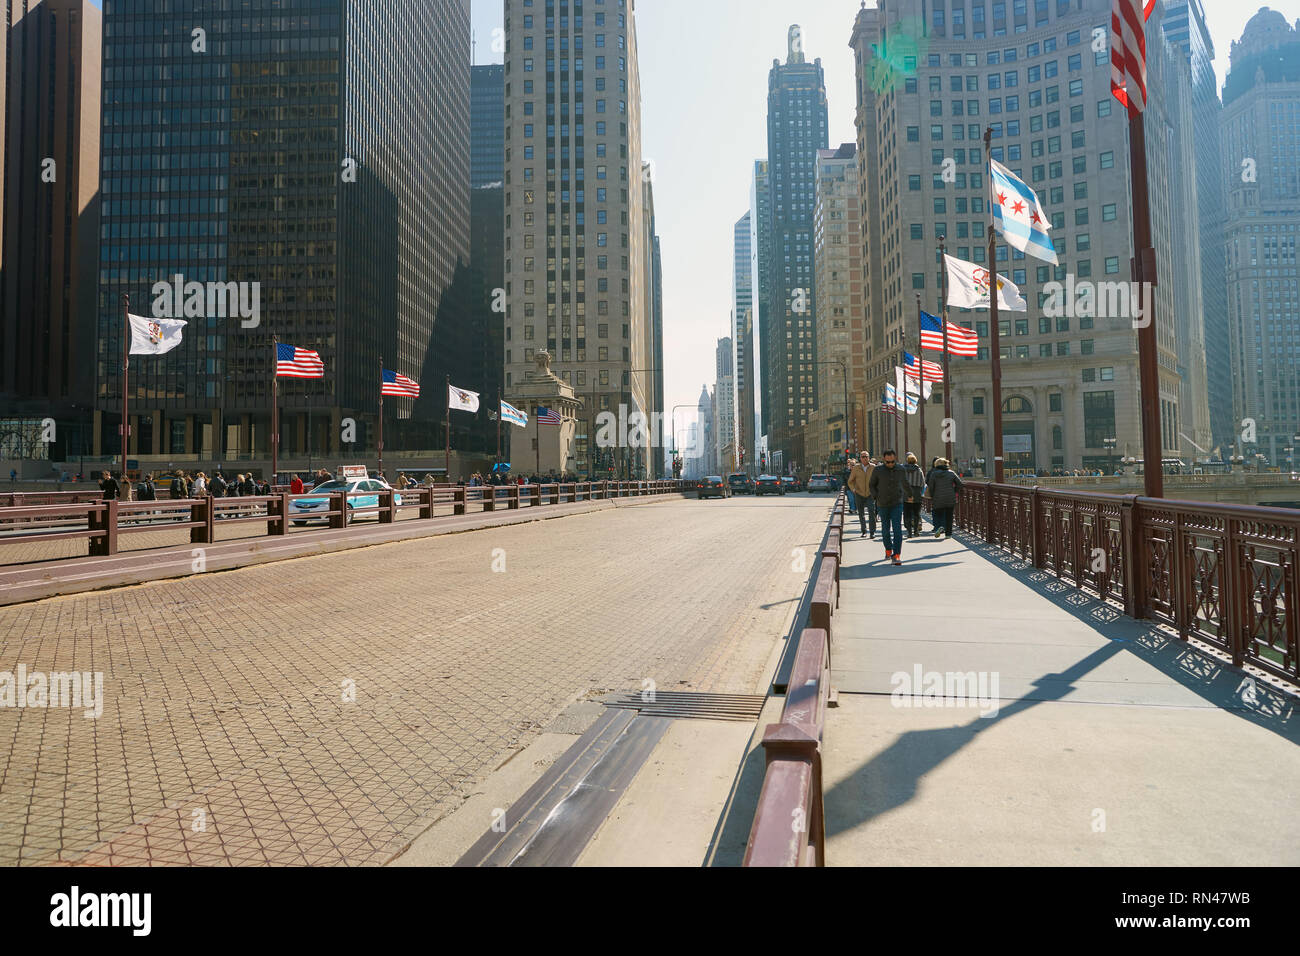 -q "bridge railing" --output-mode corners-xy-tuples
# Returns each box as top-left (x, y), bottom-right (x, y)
(744, 492), (844, 867)
(0, 481), (691, 562)
(959, 482), (1299, 689)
